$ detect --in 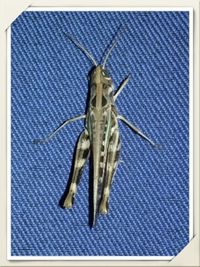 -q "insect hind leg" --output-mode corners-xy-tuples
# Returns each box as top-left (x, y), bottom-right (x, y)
(63, 130), (90, 208)
(99, 129), (121, 214)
